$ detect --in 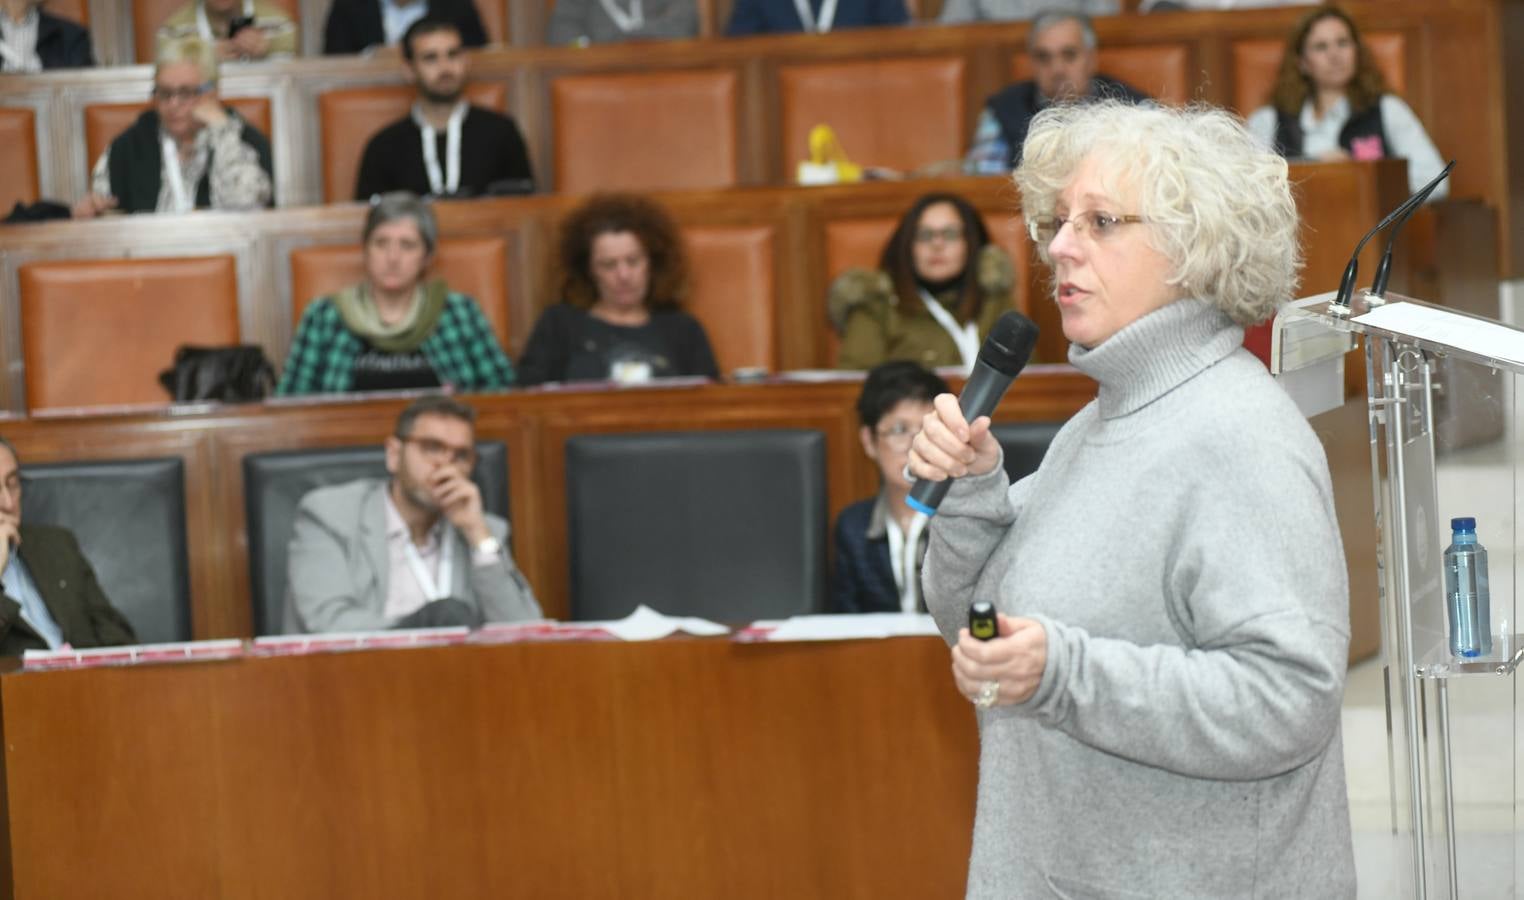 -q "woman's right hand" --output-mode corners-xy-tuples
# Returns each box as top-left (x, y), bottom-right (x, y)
(908, 392), (1000, 483)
